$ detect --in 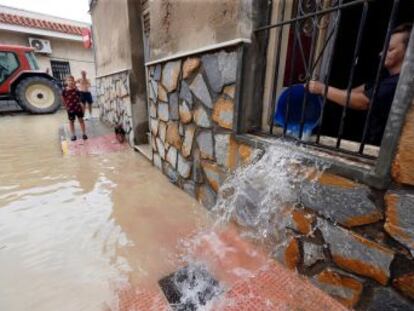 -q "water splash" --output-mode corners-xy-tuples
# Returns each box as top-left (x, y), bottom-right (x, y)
(212, 143), (327, 244)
